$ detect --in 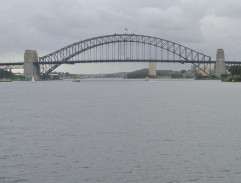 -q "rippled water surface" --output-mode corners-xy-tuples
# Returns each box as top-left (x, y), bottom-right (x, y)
(1, 79), (241, 183)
